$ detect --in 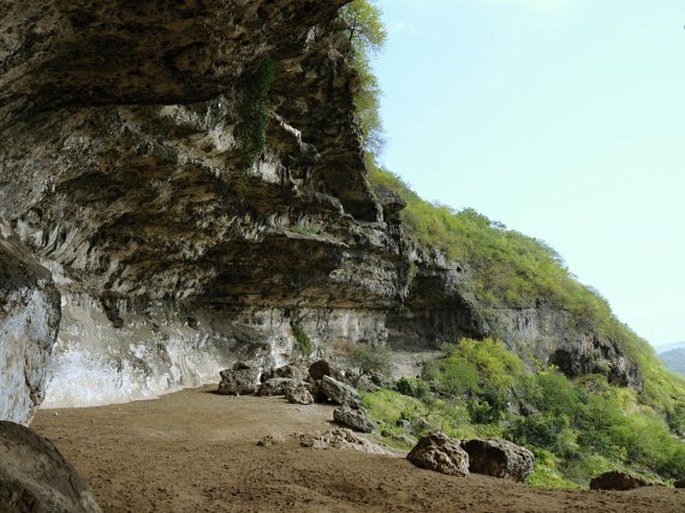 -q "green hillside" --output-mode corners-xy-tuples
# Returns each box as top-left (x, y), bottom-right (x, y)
(348, 0), (685, 486)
